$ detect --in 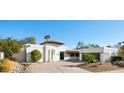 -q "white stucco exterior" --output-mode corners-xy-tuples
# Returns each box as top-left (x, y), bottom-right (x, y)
(18, 43), (68, 62)
(26, 44), (44, 62)
(80, 47), (118, 62)
(14, 41), (118, 63)
(43, 45), (67, 62)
